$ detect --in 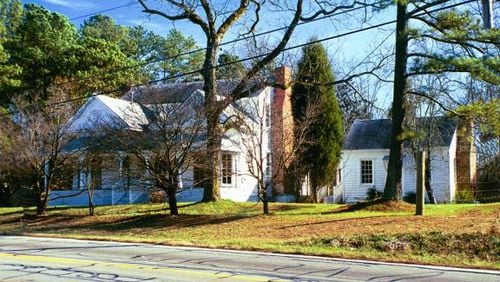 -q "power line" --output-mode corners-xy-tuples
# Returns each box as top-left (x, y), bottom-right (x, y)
(69, 1), (137, 21)
(2, 0), (476, 117)
(46, 19), (401, 109)
(51, 4), (372, 90)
